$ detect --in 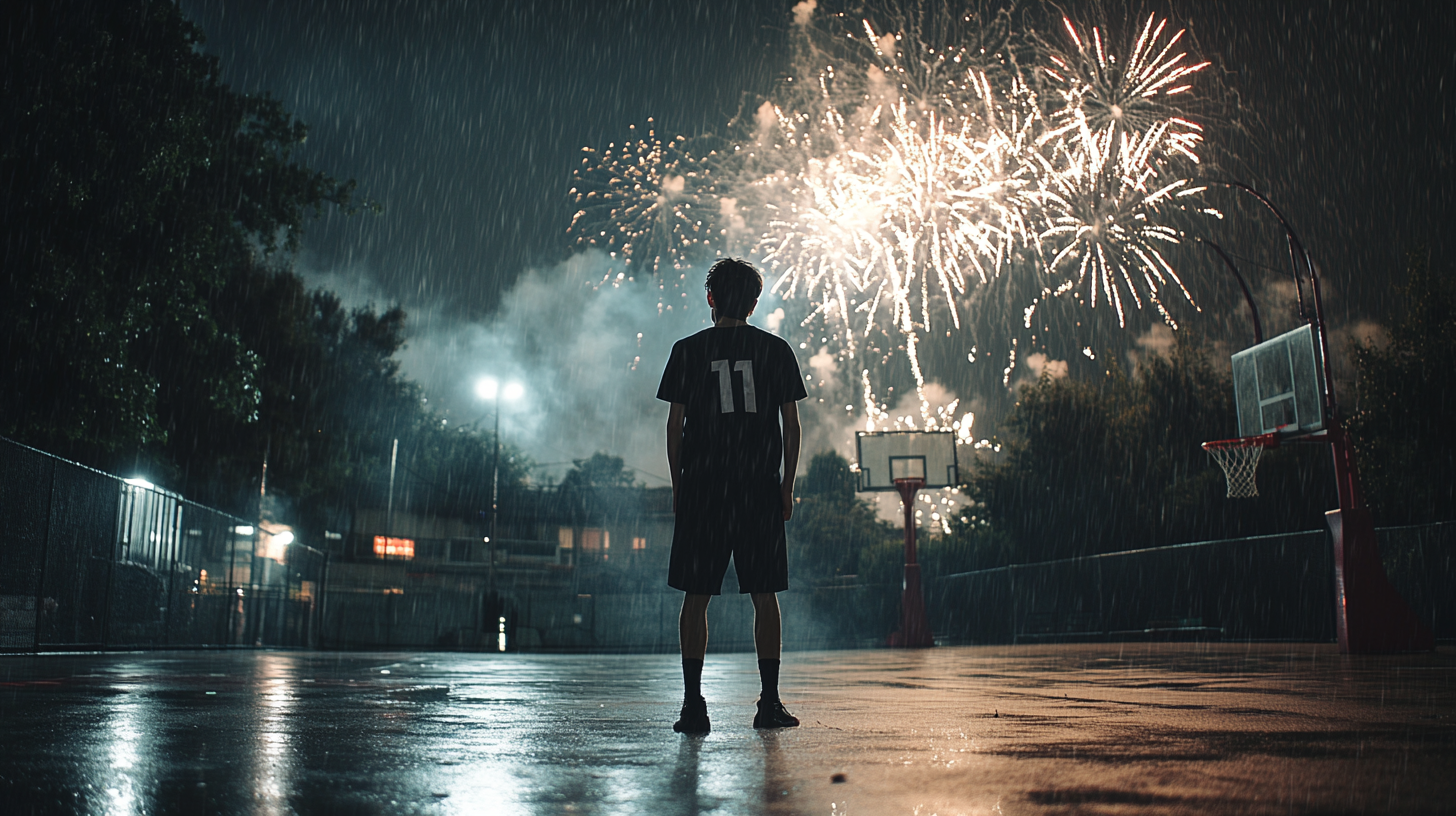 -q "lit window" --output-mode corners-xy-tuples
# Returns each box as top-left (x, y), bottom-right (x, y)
(373, 535), (415, 559)
(632, 536), (646, 550)
(557, 527), (574, 549)
(580, 529), (604, 551)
